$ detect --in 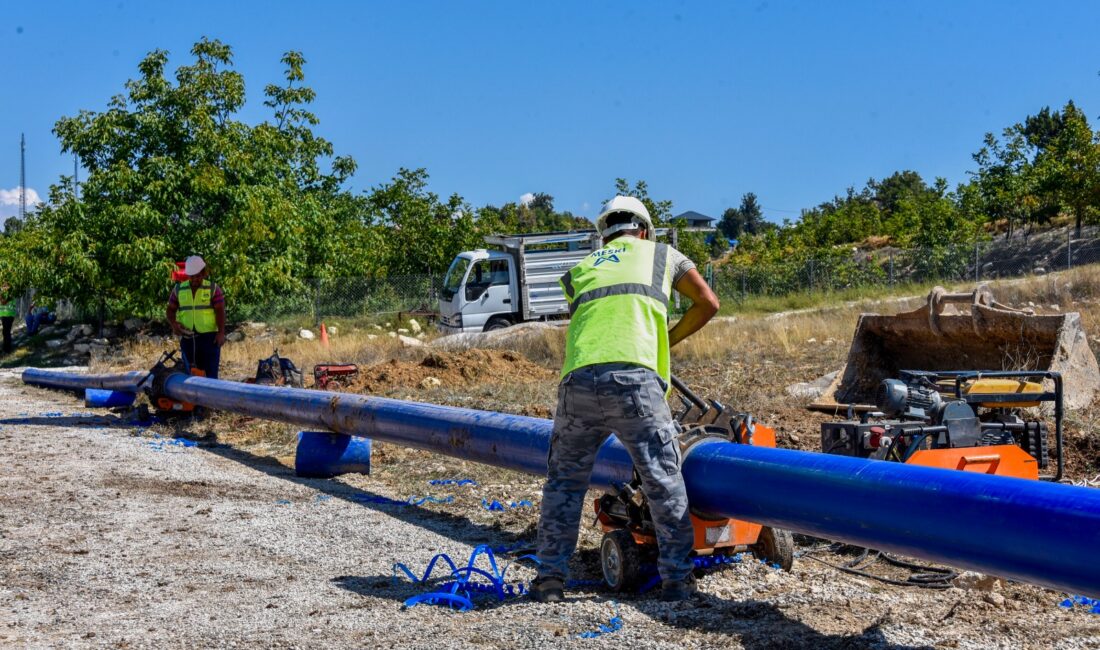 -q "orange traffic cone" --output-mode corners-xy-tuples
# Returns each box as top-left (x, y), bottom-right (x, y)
(320, 322), (330, 348)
